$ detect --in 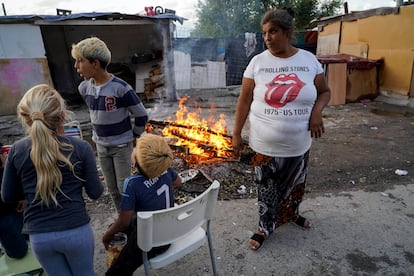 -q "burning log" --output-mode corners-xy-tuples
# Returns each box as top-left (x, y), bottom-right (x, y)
(168, 144), (190, 155)
(146, 97), (242, 163)
(148, 119), (232, 139)
(146, 118), (249, 163)
(169, 129), (233, 155)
